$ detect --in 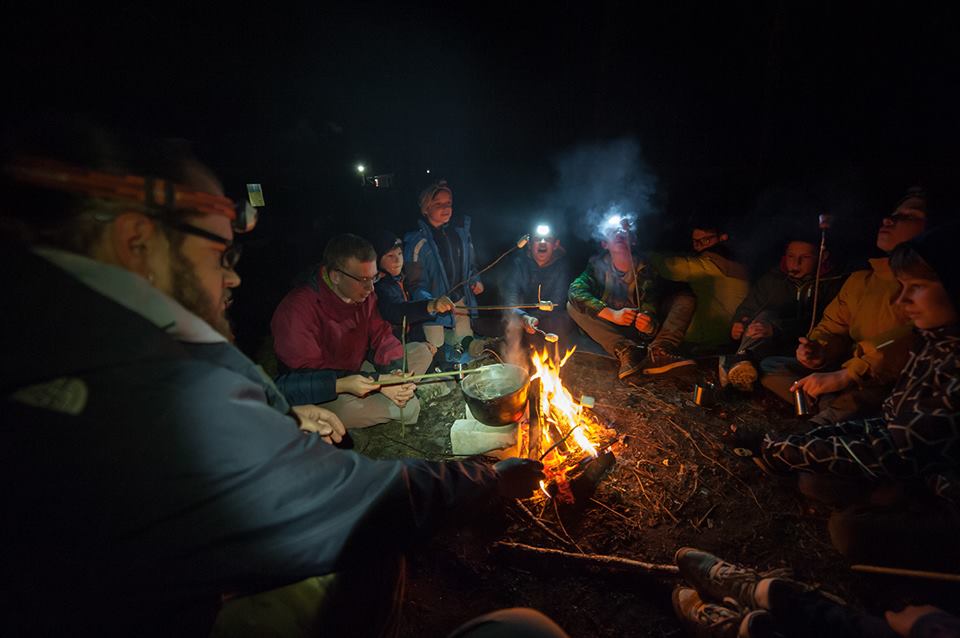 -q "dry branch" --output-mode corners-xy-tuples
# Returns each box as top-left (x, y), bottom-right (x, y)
(494, 541), (679, 575)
